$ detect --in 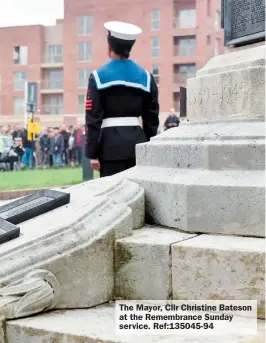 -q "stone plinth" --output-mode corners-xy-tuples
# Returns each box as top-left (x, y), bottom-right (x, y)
(187, 43), (265, 121)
